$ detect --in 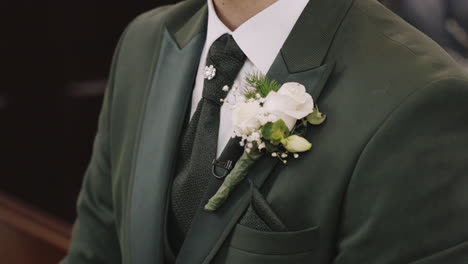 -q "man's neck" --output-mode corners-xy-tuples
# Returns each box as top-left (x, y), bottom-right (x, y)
(213, 0), (278, 31)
